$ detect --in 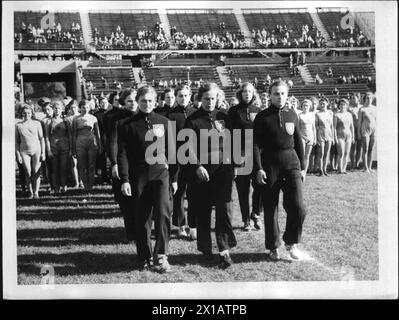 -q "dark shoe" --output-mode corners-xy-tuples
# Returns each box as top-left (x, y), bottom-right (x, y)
(251, 214), (261, 230)
(243, 220), (252, 232)
(154, 255), (171, 273)
(268, 249), (280, 261)
(219, 252), (233, 269)
(137, 258), (154, 271)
